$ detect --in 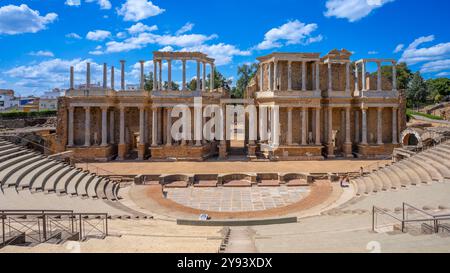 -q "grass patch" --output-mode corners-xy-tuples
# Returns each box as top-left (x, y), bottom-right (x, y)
(0, 110), (57, 119)
(406, 109), (443, 121)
